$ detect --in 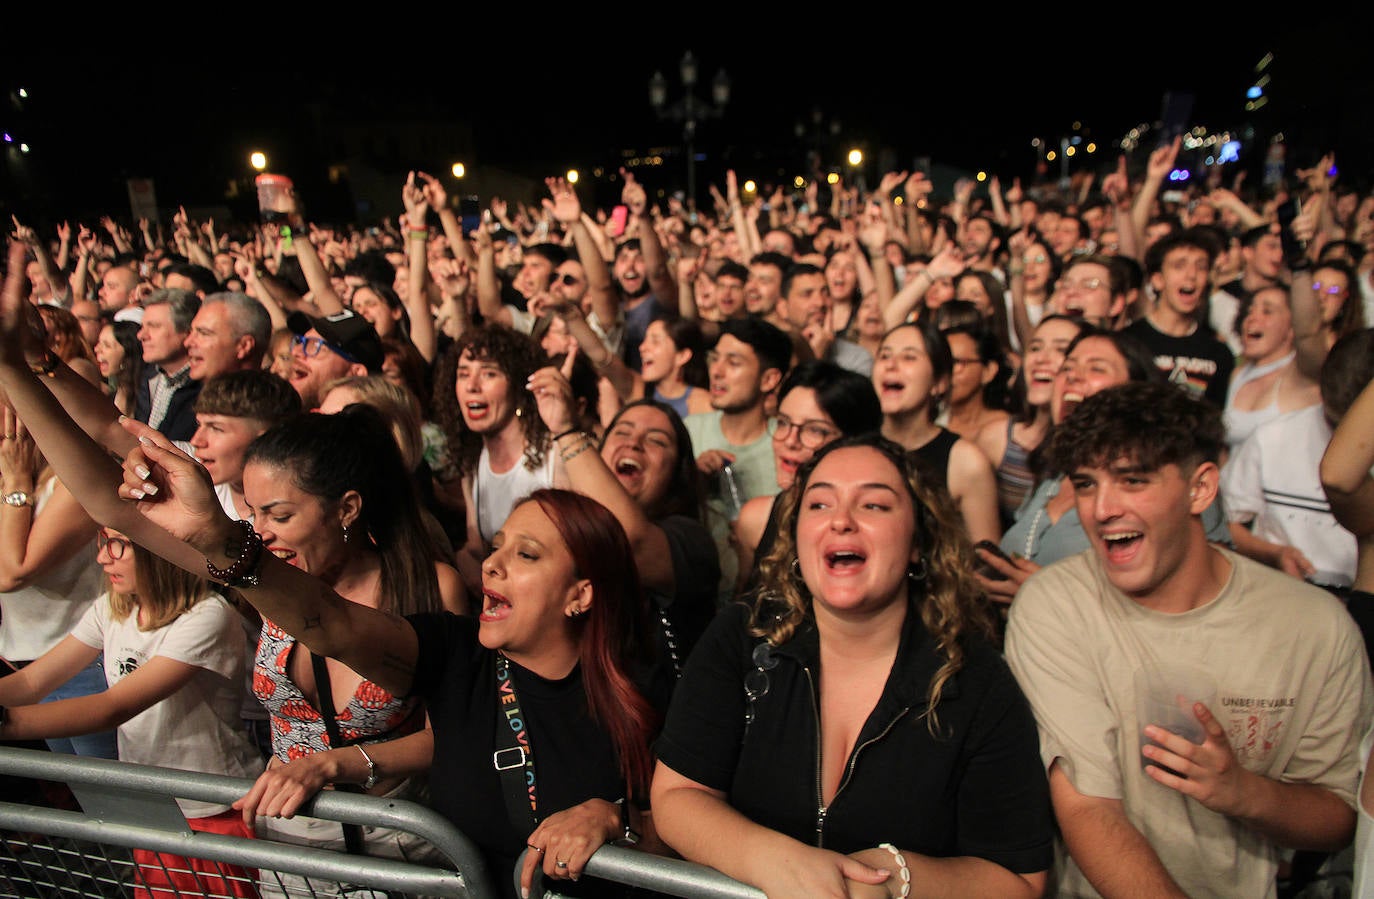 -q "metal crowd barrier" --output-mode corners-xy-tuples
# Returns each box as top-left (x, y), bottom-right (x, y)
(0, 747), (767, 899)
(0, 746), (496, 898)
